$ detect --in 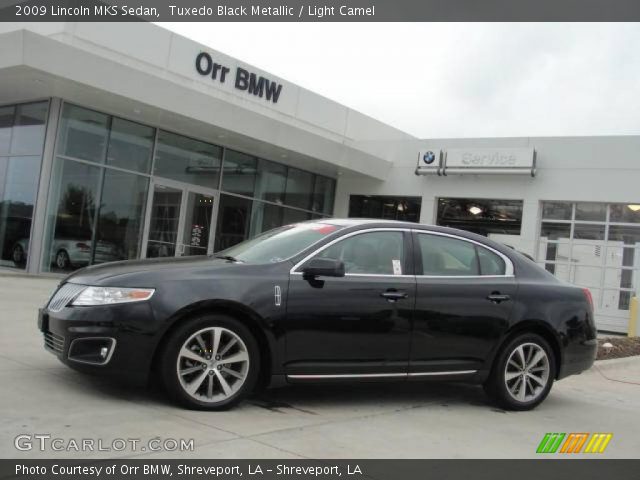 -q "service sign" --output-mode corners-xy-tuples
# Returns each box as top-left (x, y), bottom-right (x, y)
(416, 147), (536, 176)
(446, 147), (535, 169)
